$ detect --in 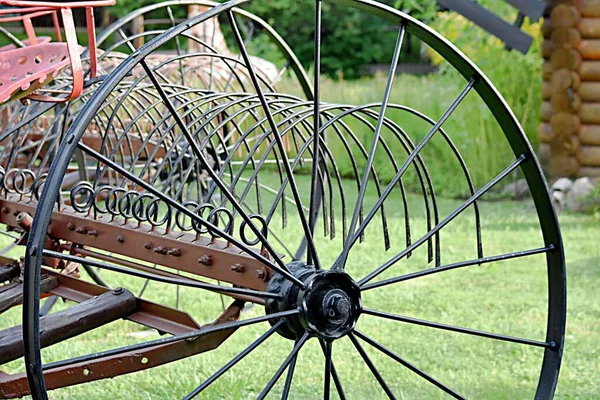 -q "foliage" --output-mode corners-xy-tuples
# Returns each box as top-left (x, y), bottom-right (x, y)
(427, 10), (543, 148)
(242, 0), (413, 79)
